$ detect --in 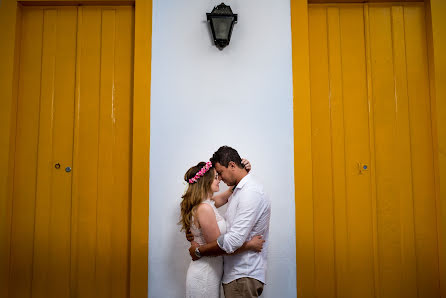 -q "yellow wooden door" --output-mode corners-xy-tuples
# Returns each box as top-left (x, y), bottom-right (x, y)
(9, 6), (134, 298)
(309, 3), (439, 298)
